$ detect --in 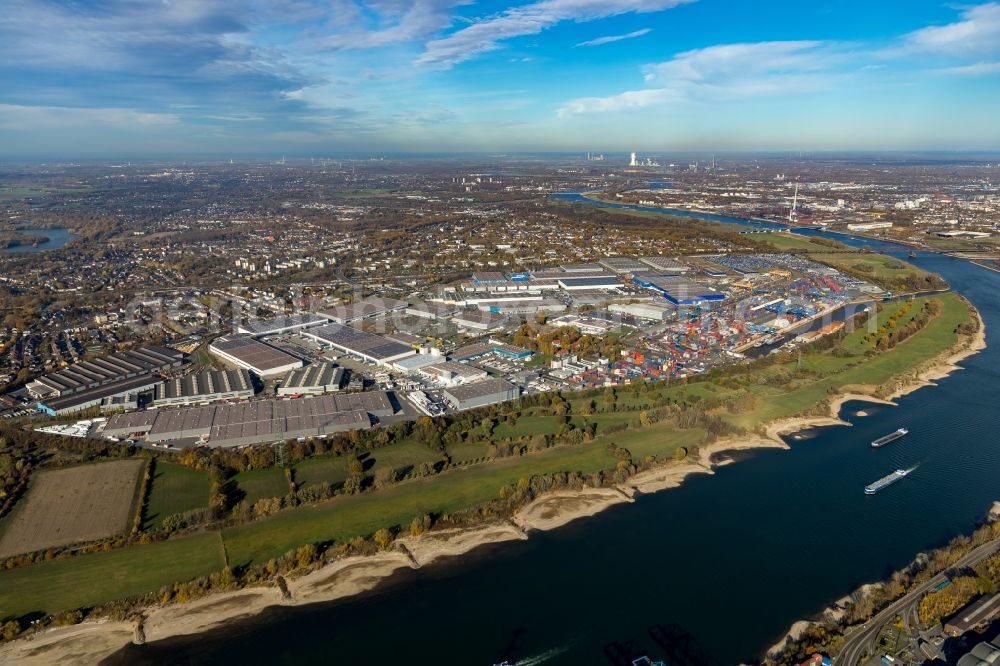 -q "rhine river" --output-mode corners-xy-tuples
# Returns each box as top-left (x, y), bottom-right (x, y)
(113, 194), (1000, 665)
